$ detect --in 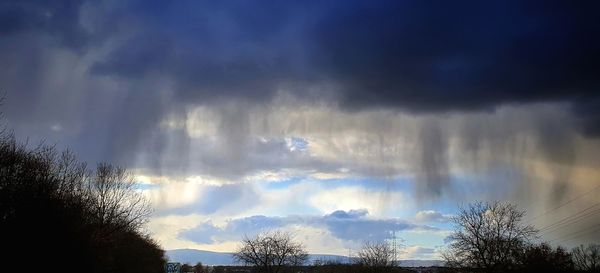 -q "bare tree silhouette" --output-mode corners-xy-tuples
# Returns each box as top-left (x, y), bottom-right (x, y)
(88, 163), (151, 237)
(355, 241), (398, 267)
(443, 201), (537, 272)
(233, 230), (308, 273)
(572, 244), (600, 272)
